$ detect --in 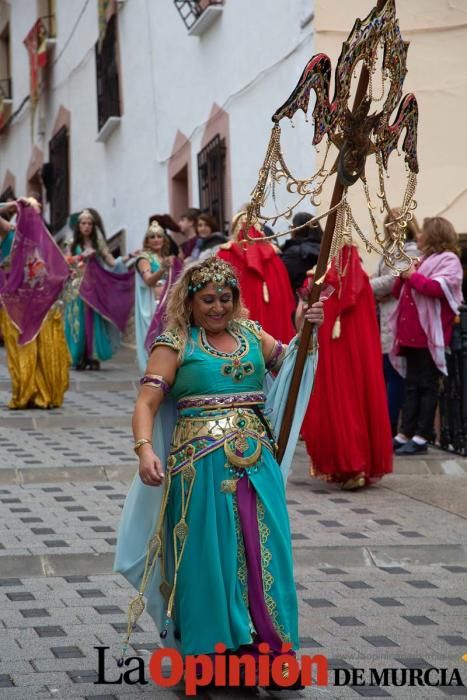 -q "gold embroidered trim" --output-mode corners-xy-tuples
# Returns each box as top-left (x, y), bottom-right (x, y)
(232, 495), (248, 607)
(236, 318), (262, 339)
(151, 328), (183, 354)
(257, 497), (290, 643)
